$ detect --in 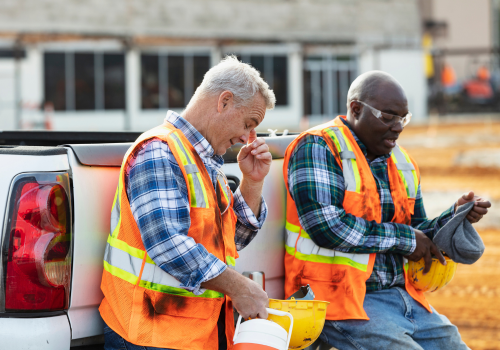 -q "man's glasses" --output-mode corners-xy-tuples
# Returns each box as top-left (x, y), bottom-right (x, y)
(354, 100), (412, 127)
(216, 169), (231, 215)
